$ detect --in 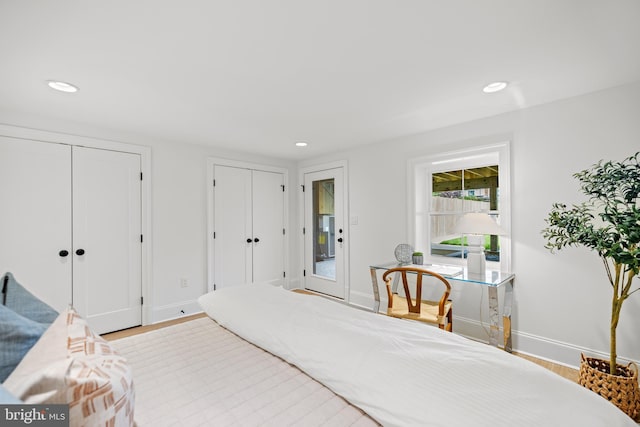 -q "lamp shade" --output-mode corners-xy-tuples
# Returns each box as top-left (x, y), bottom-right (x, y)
(453, 212), (506, 236)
